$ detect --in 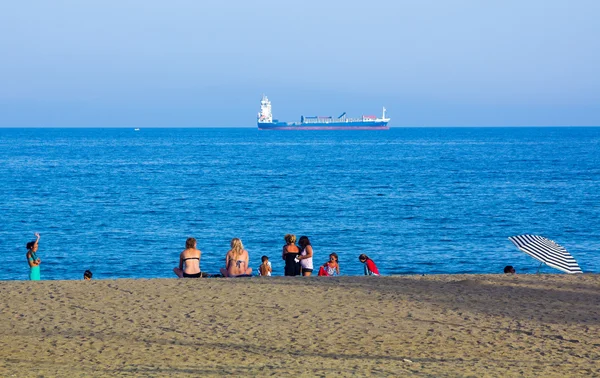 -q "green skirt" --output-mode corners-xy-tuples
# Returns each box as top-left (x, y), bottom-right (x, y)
(29, 266), (40, 281)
